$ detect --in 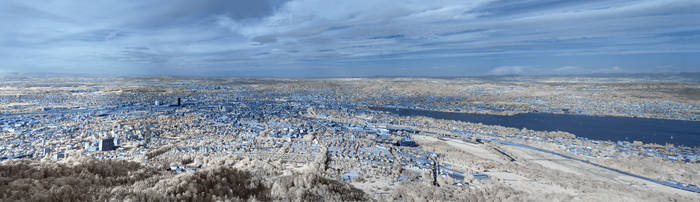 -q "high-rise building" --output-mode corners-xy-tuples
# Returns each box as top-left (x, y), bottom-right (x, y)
(99, 138), (115, 151)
